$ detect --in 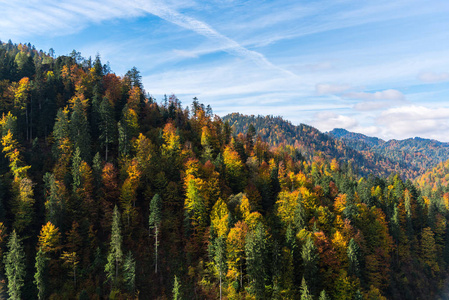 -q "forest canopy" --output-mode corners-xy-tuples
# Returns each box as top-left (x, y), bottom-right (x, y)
(1, 40), (449, 299)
